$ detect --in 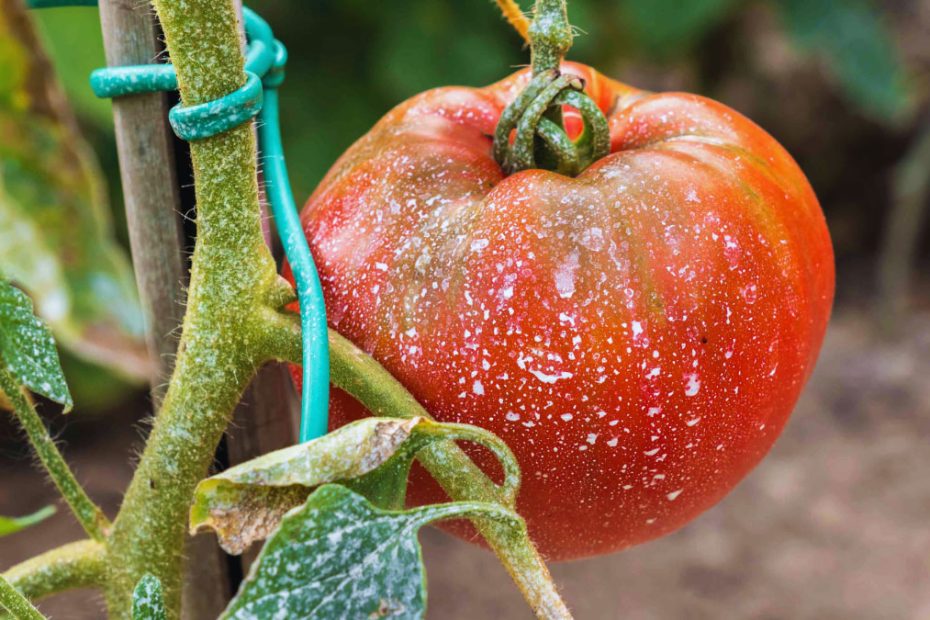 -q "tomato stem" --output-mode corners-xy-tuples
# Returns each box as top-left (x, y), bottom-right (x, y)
(529, 0), (572, 75)
(493, 0), (609, 176)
